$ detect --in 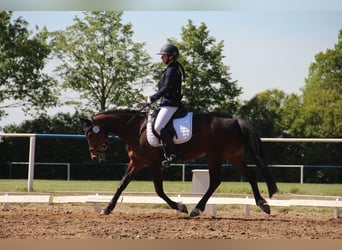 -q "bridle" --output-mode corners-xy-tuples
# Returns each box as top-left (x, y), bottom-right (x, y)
(85, 104), (149, 157)
(85, 124), (108, 154)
